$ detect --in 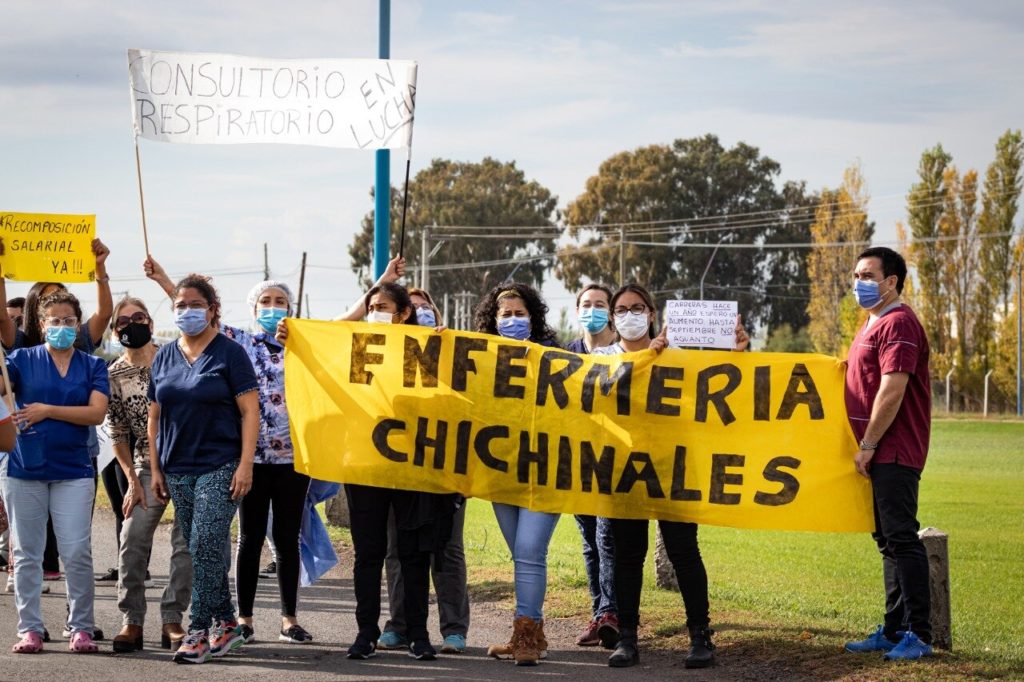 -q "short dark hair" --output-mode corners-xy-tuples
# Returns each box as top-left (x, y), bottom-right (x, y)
(364, 282), (418, 325)
(7, 297), (25, 309)
(575, 283), (613, 308)
(857, 246), (907, 294)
